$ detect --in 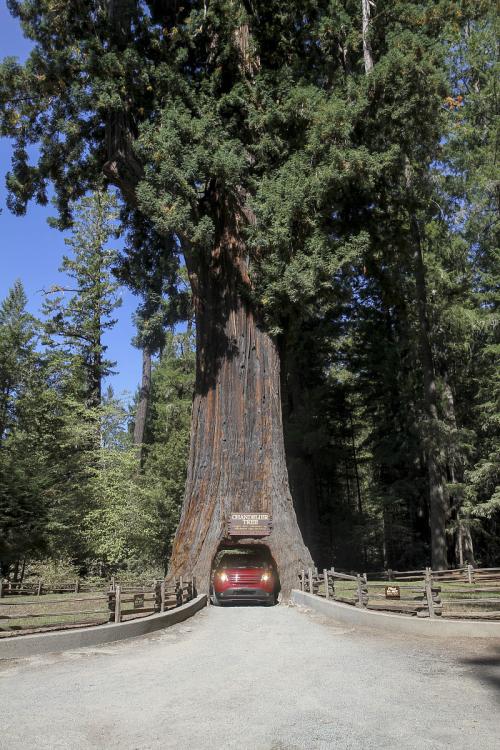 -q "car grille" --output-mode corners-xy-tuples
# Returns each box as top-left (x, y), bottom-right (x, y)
(226, 571), (263, 585)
